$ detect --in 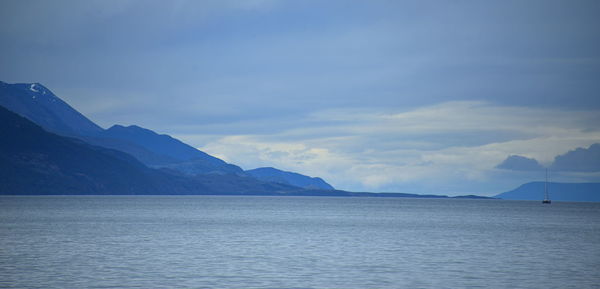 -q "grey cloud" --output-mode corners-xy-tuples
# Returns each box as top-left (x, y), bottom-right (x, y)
(496, 143), (600, 173)
(551, 143), (600, 172)
(496, 155), (544, 171)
